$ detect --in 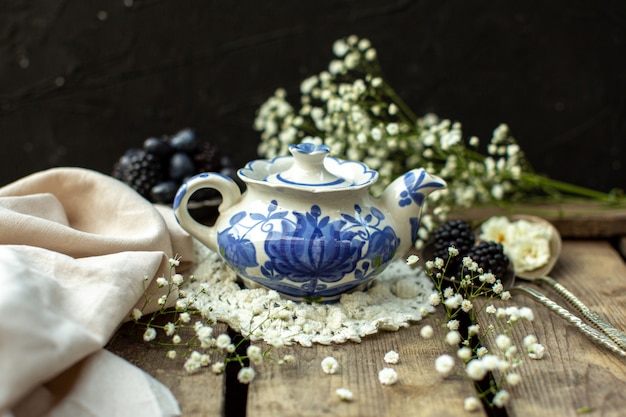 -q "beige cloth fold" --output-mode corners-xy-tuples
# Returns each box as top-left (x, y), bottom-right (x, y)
(0, 167), (195, 417)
